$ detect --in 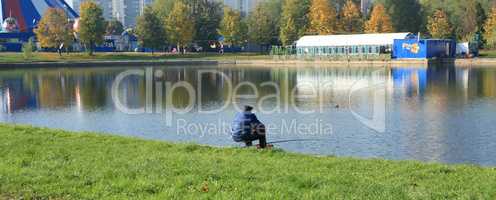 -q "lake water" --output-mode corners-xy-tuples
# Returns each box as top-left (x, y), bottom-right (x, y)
(1, 64), (495, 166)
